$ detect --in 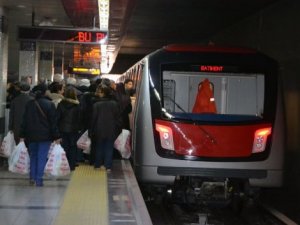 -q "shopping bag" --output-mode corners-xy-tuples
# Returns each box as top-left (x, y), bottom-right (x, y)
(8, 141), (30, 175)
(47, 142), (56, 158)
(114, 129), (131, 159)
(0, 131), (16, 158)
(44, 144), (70, 177)
(76, 130), (91, 154)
